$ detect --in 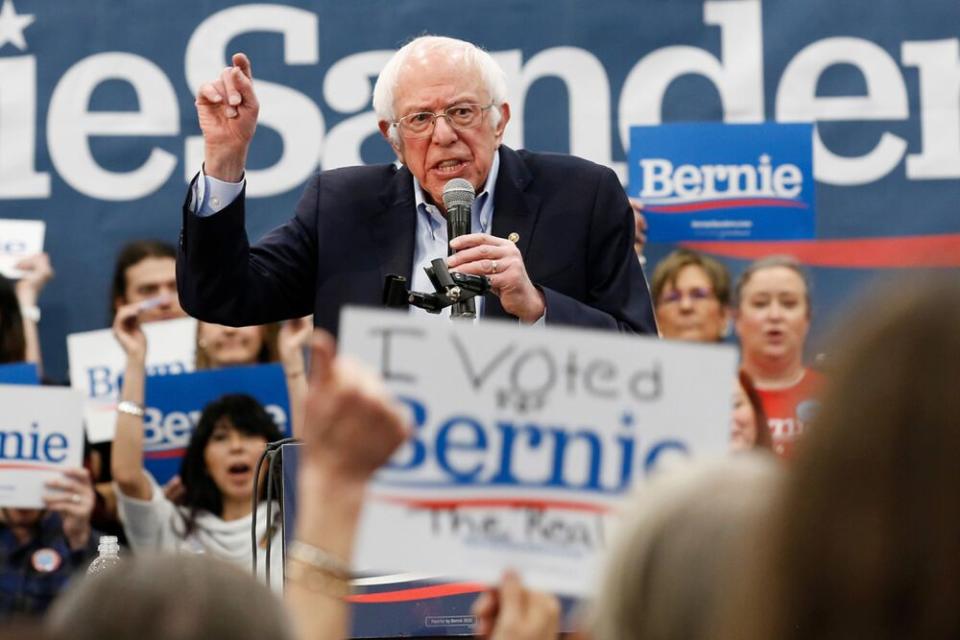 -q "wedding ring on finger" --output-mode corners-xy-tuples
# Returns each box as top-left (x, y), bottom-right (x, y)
(490, 260), (499, 274)
(71, 493), (80, 504)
